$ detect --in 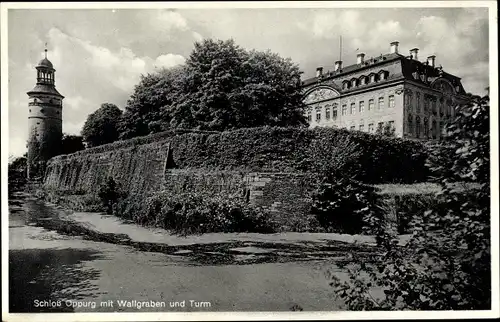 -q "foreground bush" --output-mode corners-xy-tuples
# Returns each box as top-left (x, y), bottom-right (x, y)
(328, 95), (491, 310)
(114, 191), (277, 235)
(311, 175), (385, 235)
